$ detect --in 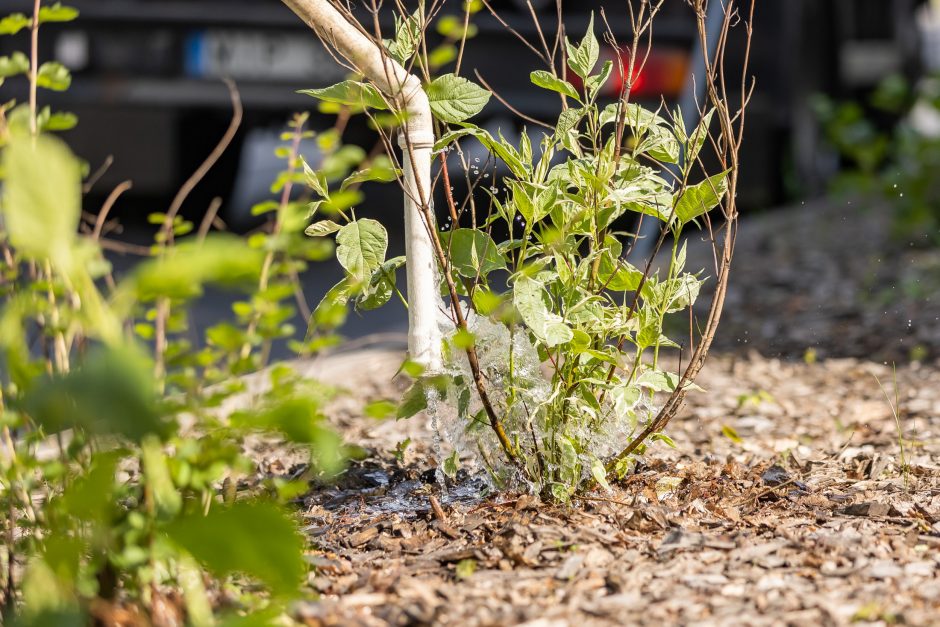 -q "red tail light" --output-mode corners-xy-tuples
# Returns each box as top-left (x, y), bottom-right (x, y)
(567, 47), (689, 99)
